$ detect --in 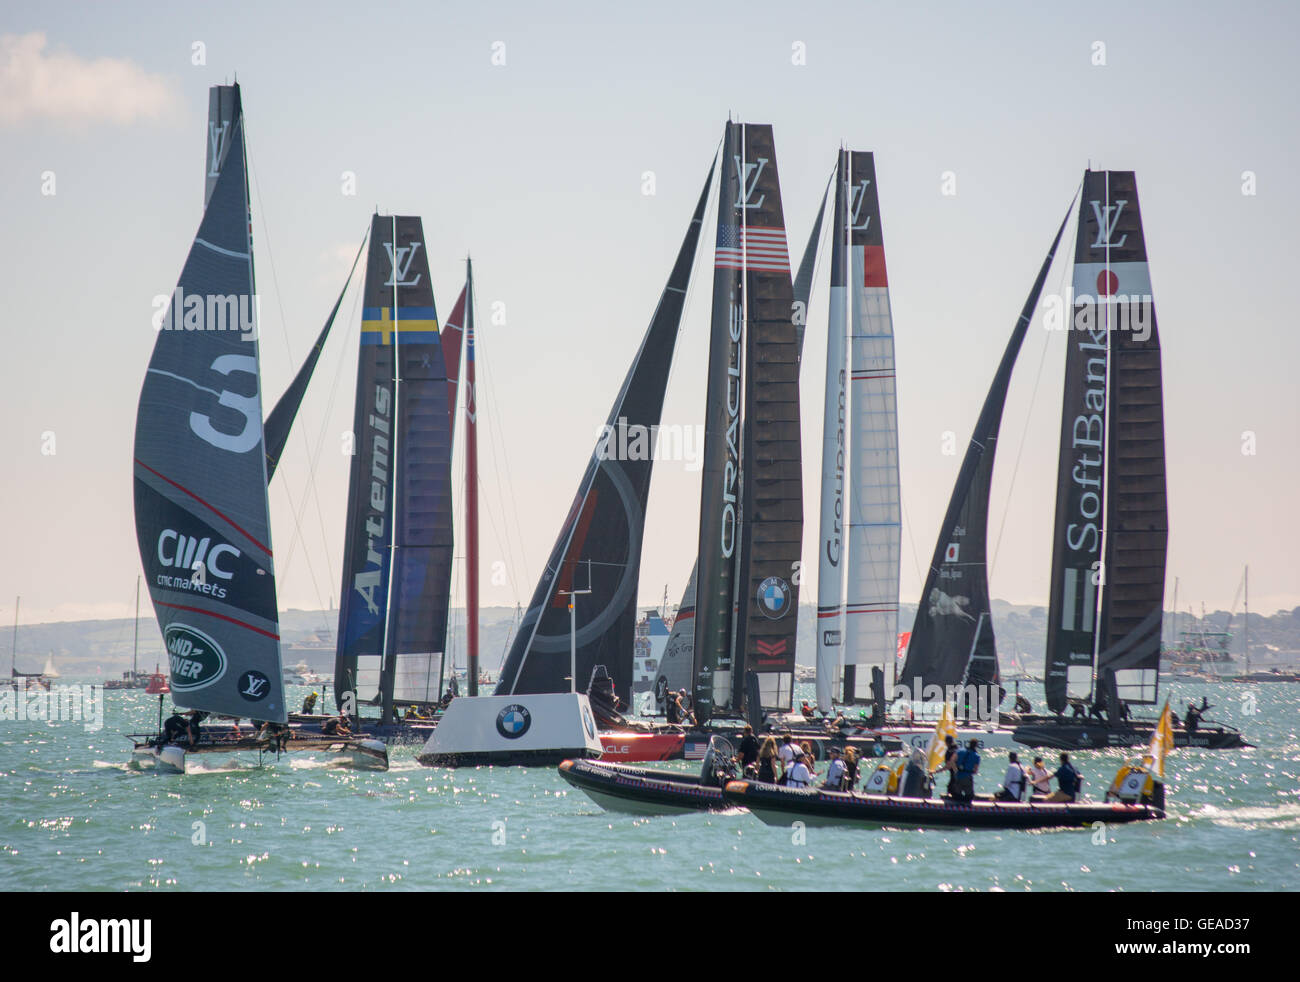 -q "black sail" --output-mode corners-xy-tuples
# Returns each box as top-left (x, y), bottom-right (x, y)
(134, 87), (285, 722)
(495, 160), (715, 700)
(334, 217), (401, 711)
(1090, 172), (1166, 705)
(692, 122), (746, 723)
(656, 186), (825, 710)
(382, 217), (454, 712)
(731, 123), (803, 713)
(900, 201), (1076, 696)
(264, 234), (366, 481)
(1045, 172), (1126, 713)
